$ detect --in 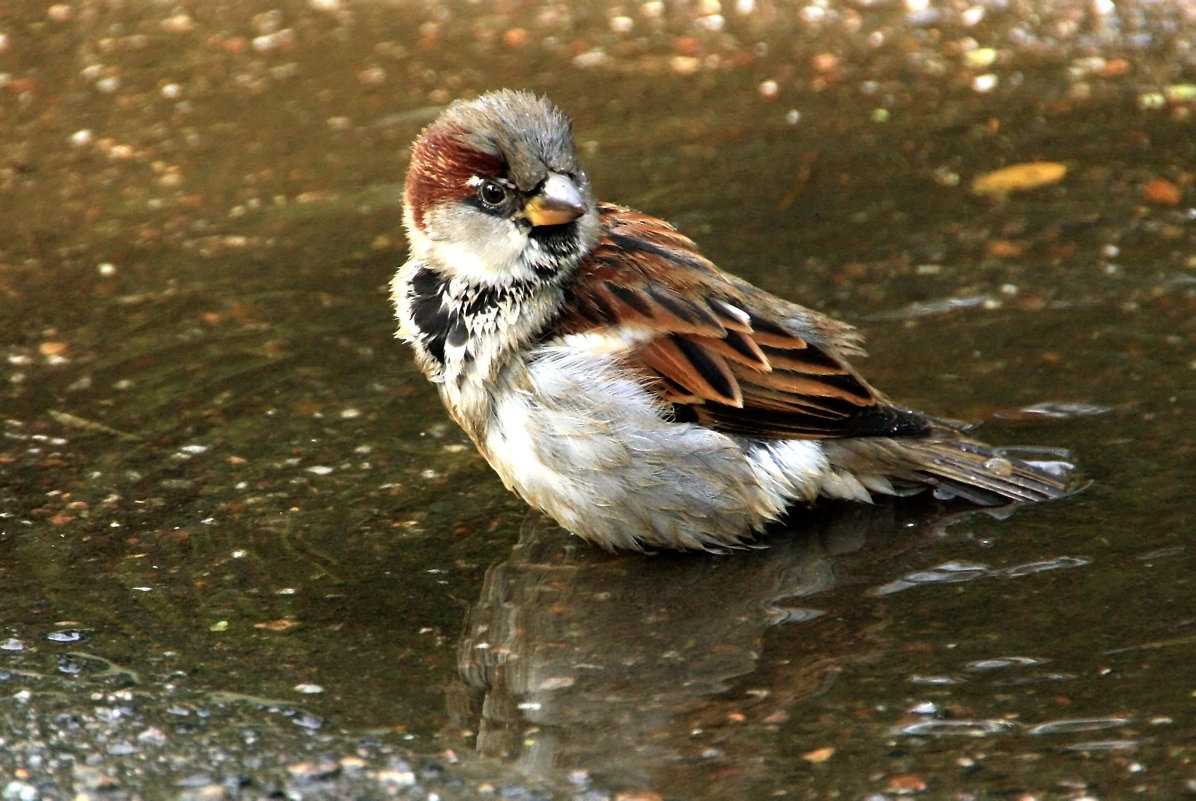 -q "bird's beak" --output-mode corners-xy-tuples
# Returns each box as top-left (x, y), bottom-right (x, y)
(524, 173), (587, 227)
